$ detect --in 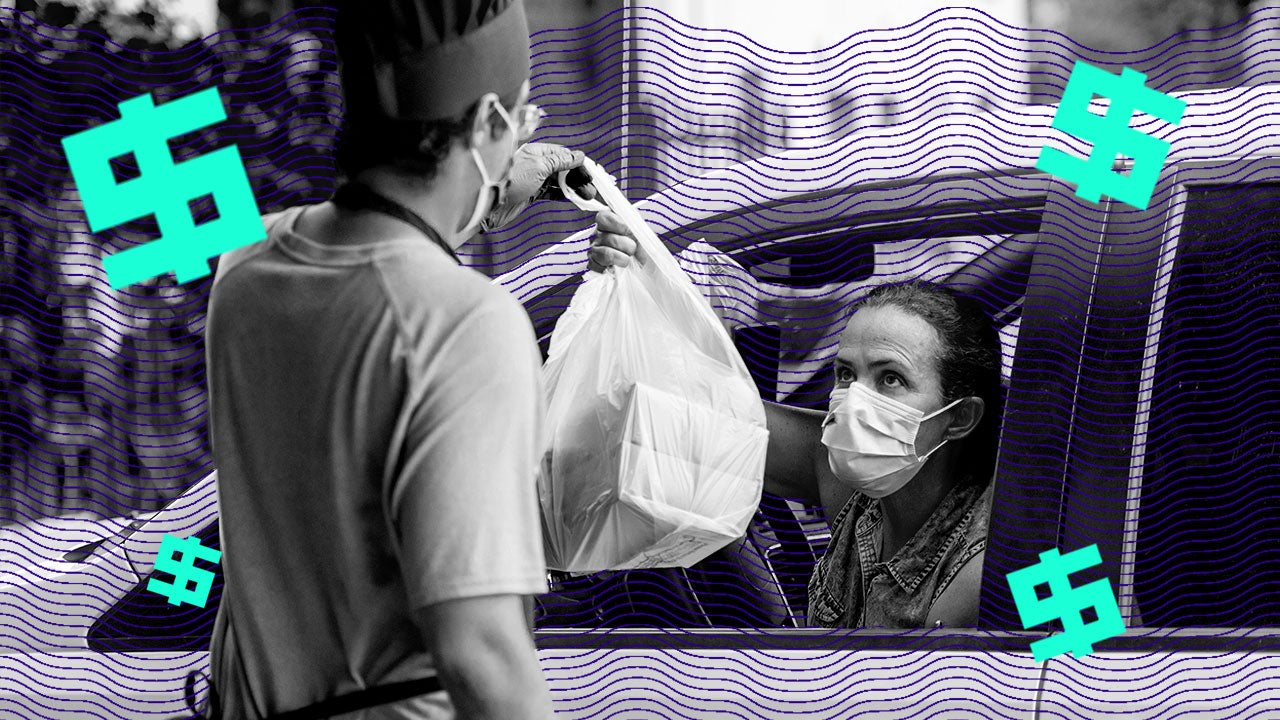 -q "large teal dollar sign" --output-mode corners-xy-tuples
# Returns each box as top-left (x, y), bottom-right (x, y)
(1036, 61), (1187, 211)
(1006, 544), (1125, 662)
(146, 534), (222, 609)
(61, 88), (266, 290)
